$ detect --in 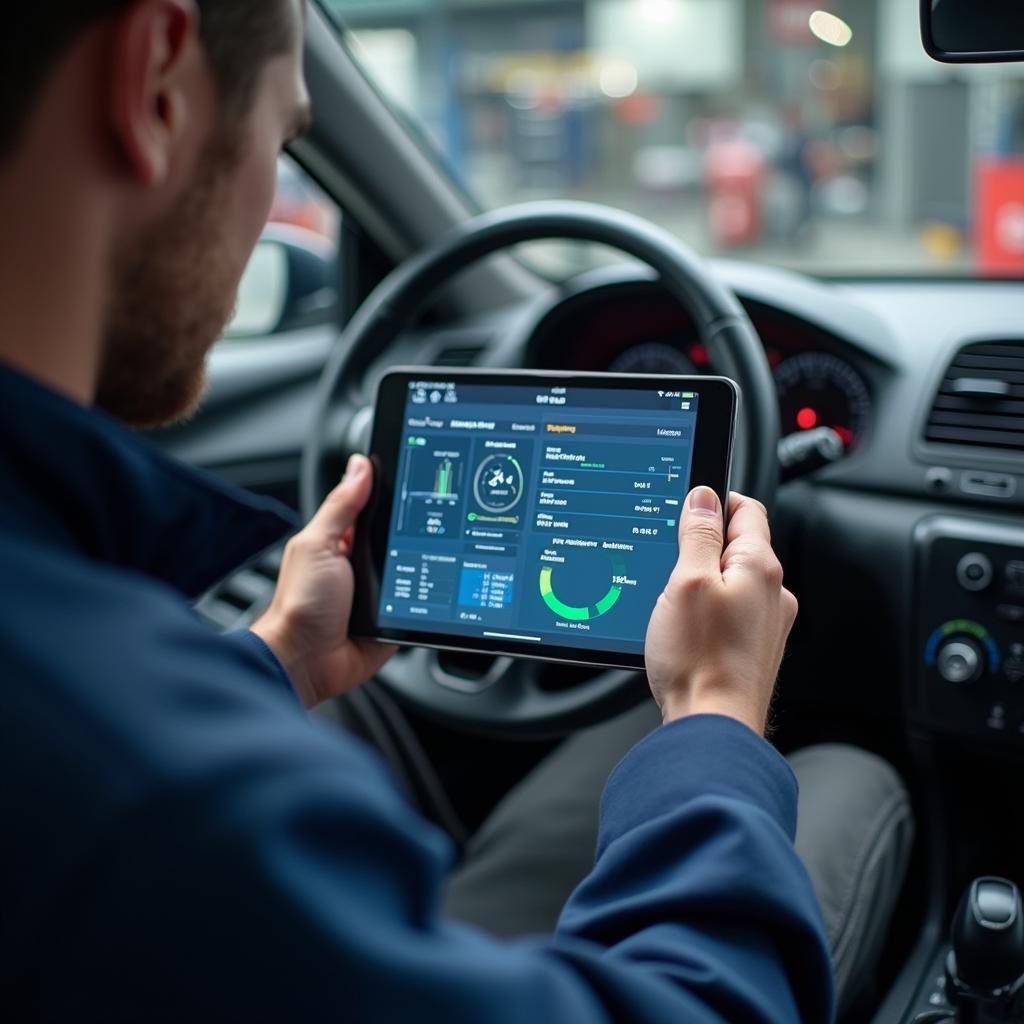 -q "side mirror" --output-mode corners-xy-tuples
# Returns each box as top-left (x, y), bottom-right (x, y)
(921, 0), (1024, 64)
(226, 224), (338, 339)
